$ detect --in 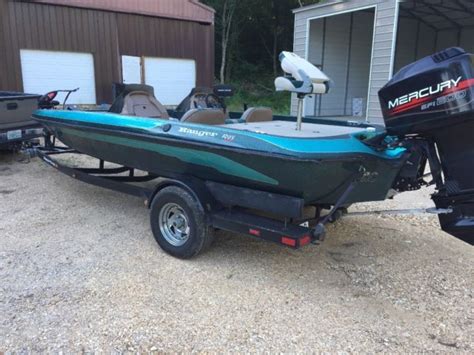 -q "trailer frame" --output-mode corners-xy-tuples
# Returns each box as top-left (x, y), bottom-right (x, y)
(33, 141), (330, 256)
